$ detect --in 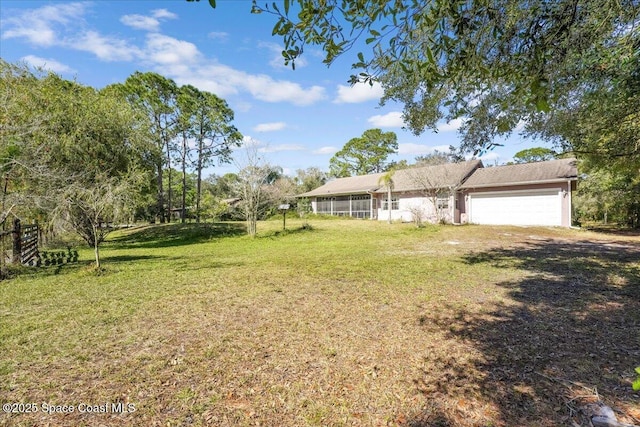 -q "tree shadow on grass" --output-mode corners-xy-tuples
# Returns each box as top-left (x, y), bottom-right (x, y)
(258, 224), (316, 239)
(107, 222), (246, 249)
(103, 254), (168, 263)
(407, 238), (640, 426)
